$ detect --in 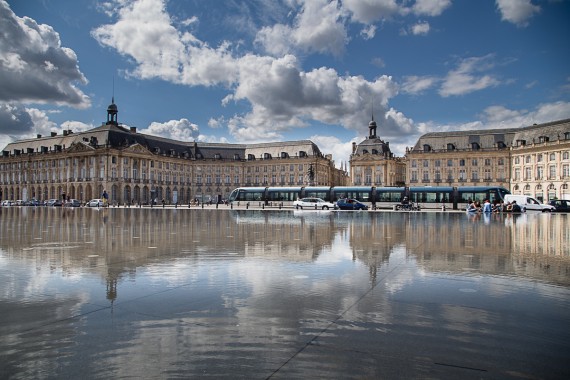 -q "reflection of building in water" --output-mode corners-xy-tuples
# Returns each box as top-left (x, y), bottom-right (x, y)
(405, 213), (570, 286)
